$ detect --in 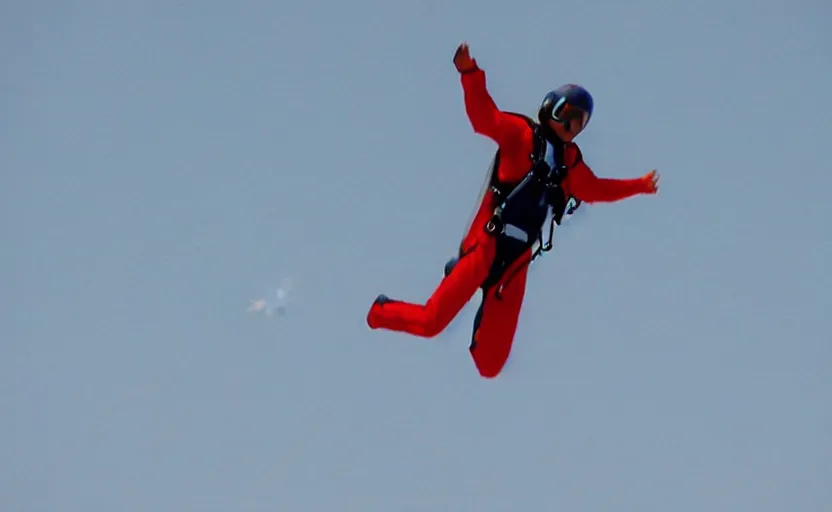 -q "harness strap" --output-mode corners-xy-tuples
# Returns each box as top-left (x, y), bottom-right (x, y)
(475, 114), (584, 299)
(493, 196), (583, 299)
